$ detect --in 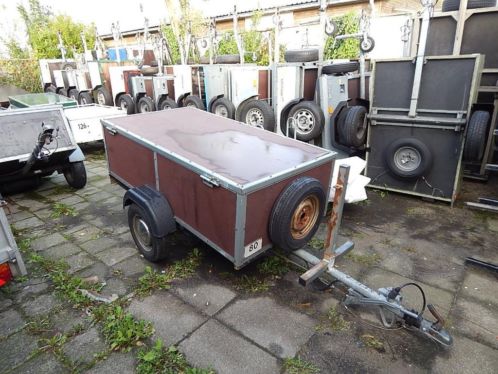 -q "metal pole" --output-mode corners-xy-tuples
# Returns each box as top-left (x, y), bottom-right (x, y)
(319, 0), (327, 62)
(453, 0), (469, 55)
(233, 6), (244, 64)
(57, 31), (66, 61)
